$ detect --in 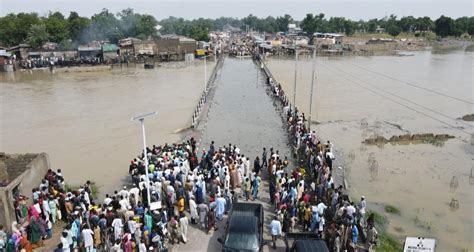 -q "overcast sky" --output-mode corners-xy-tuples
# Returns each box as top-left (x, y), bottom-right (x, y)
(1, 0), (472, 20)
